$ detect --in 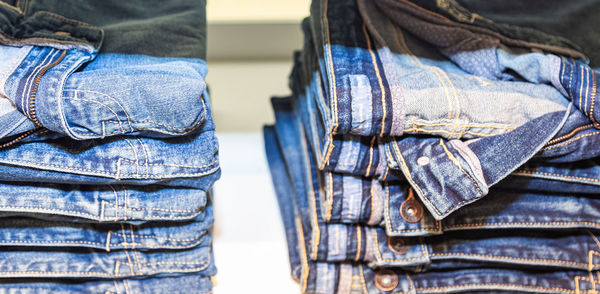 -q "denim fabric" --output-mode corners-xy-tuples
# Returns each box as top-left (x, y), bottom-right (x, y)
(265, 121), (600, 293)
(0, 90), (219, 189)
(294, 0), (600, 223)
(322, 167), (600, 239)
(0, 0), (206, 59)
(0, 274), (214, 294)
(0, 205), (212, 250)
(0, 2), (102, 50)
(447, 0), (600, 67)
(270, 97), (600, 272)
(354, 0), (600, 219)
(0, 235), (214, 279)
(0, 0), (208, 141)
(293, 15), (600, 181)
(0, 47), (209, 140)
(264, 126), (303, 284)
(0, 182), (209, 223)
